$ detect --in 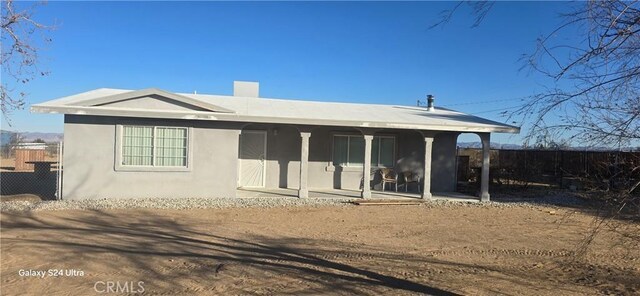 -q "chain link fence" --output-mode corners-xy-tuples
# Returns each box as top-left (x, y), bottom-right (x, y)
(1, 142), (63, 200)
